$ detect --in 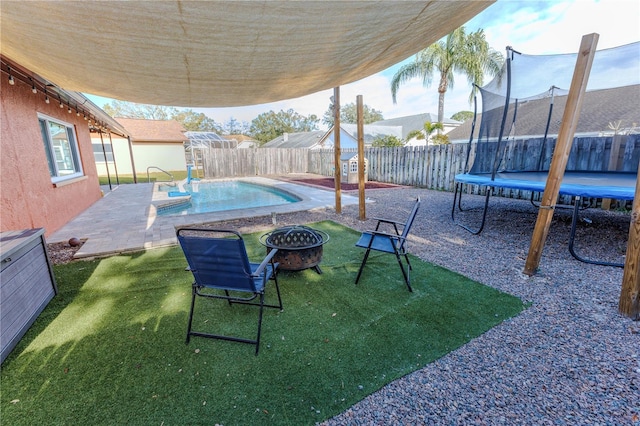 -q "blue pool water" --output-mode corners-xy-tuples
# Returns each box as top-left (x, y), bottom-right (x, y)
(157, 181), (300, 216)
